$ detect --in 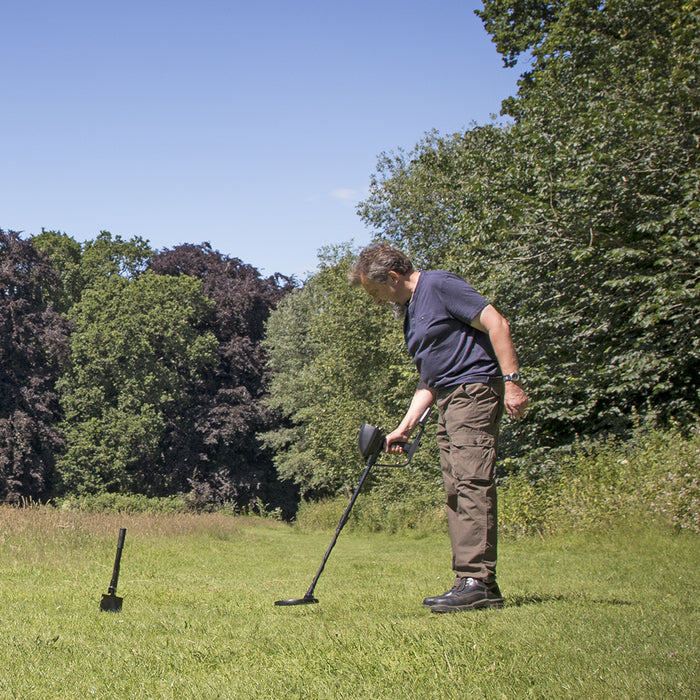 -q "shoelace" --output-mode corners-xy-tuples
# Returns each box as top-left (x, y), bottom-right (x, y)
(456, 577), (477, 592)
